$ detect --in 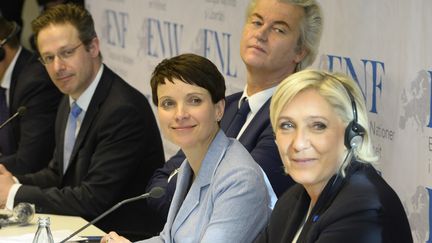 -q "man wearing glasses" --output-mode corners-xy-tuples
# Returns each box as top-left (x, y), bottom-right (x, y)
(0, 4), (165, 239)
